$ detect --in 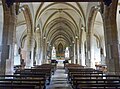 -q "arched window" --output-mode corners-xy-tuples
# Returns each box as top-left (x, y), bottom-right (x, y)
(0, 2), (3, 45)
(65, 47), (69, 59)
(14, 44), (18, 56)
(51, 46), (56, 59)
(14, 44), (20, 65)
